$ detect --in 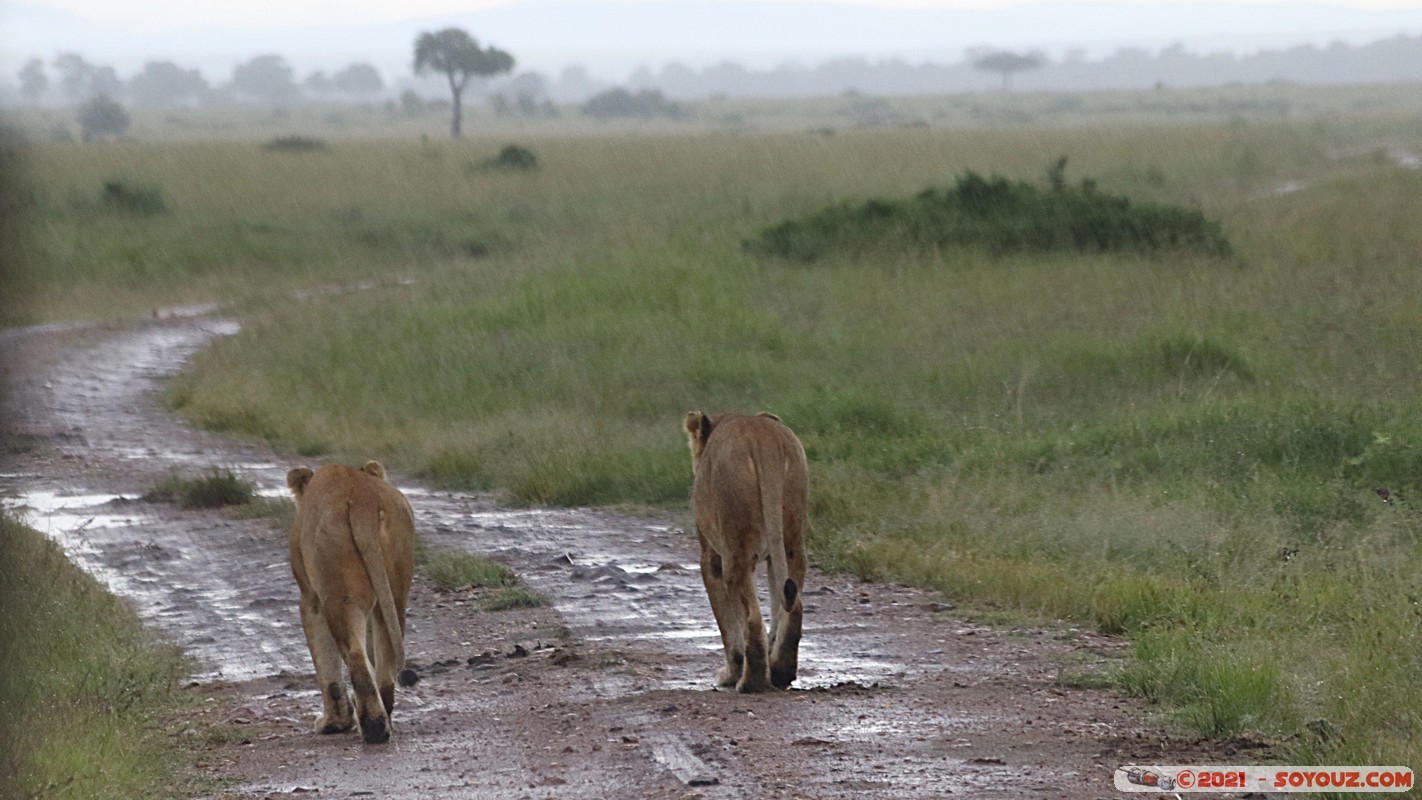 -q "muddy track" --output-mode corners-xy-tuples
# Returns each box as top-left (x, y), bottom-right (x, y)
(0, 314), (1230, 799)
